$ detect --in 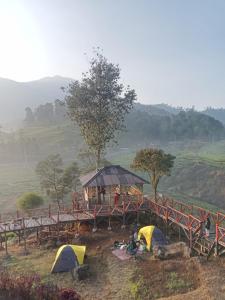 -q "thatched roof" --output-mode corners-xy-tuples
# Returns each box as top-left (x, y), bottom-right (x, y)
(80, 165), (149, 188)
